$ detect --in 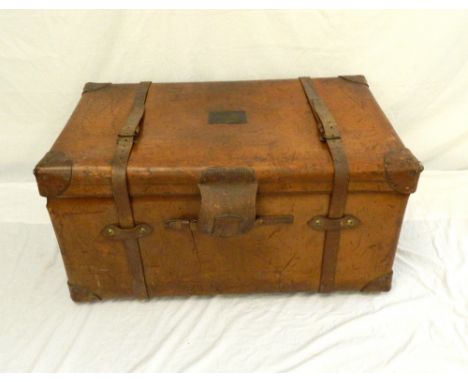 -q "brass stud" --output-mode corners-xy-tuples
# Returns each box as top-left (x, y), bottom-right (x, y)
(106, 227), (115, 236)
(314, 218), (322, 226)
(139, 226), (147, 234)
(345, 218), (355, 227)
